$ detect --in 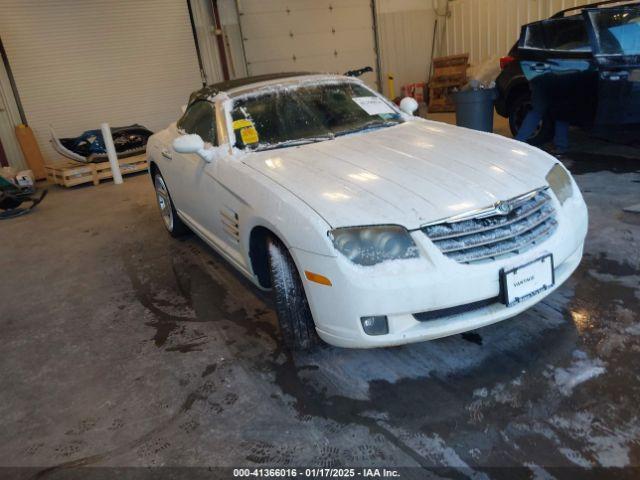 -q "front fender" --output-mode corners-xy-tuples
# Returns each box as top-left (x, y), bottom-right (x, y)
(219, 159), (338, 261)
